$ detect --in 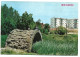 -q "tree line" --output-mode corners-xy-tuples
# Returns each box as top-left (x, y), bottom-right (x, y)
(1, 4), (50, 35)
